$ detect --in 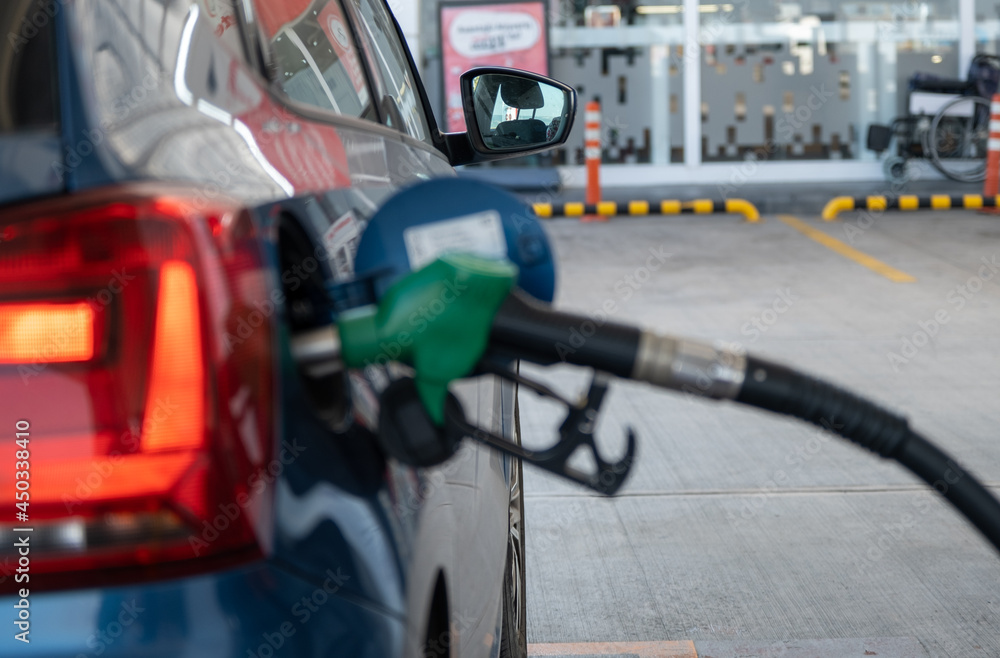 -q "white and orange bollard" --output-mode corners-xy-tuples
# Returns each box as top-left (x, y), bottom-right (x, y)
(985, 94), (1000, 213)
(983, 93), (1000, 214)
(583, 101), (605, 222)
